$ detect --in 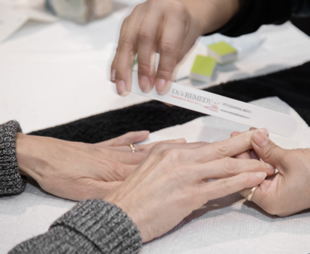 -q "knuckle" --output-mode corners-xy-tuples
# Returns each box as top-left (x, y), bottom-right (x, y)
(212, 141), (230, 157)
(222, 157), (236, 175)
(160, 41), (177, 56)
(138, 28), (153, 43)
(138, 59), (151, 73)
(118, 37), (133, 50)
(170, 1), (187, 16)
(157, 68), (173, 80)
(130, 4), (144, 17)
(162, 148), (181, 161)
(150, 143), (166, 154)
(262, 145), (276, 162)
